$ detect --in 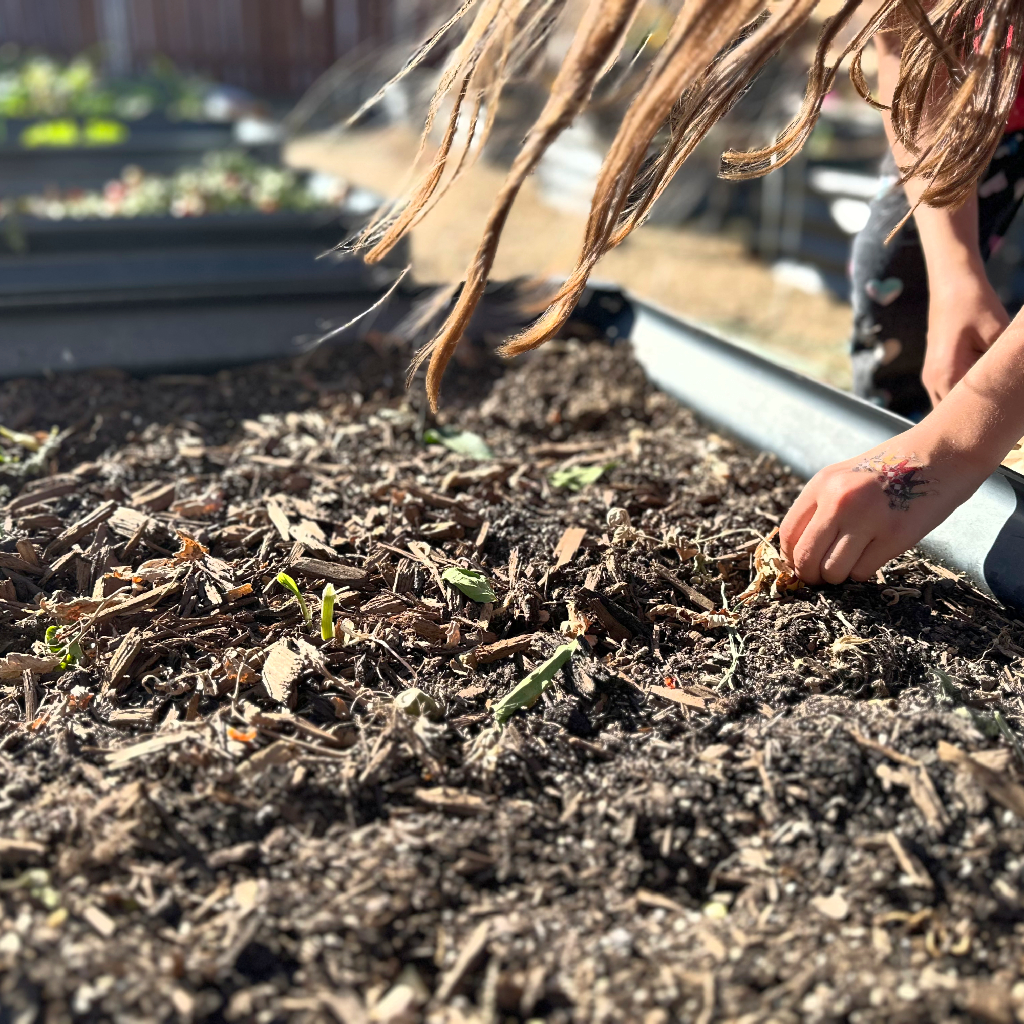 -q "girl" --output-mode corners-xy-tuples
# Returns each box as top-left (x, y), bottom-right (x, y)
(357, 0), (1024, 586)
(785, 6), (1024, 585)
